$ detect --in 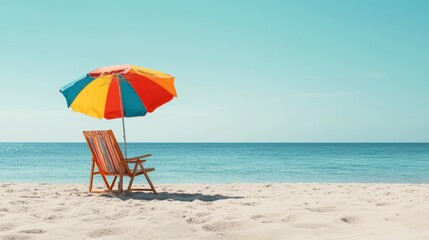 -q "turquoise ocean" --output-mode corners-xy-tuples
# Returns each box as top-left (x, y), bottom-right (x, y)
(0, 143), (428, 184)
